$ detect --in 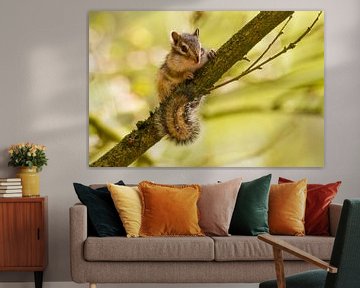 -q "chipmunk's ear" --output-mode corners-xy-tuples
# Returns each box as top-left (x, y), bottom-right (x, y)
(193, 28), (199, 37)
(171, 31), (181, 44)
